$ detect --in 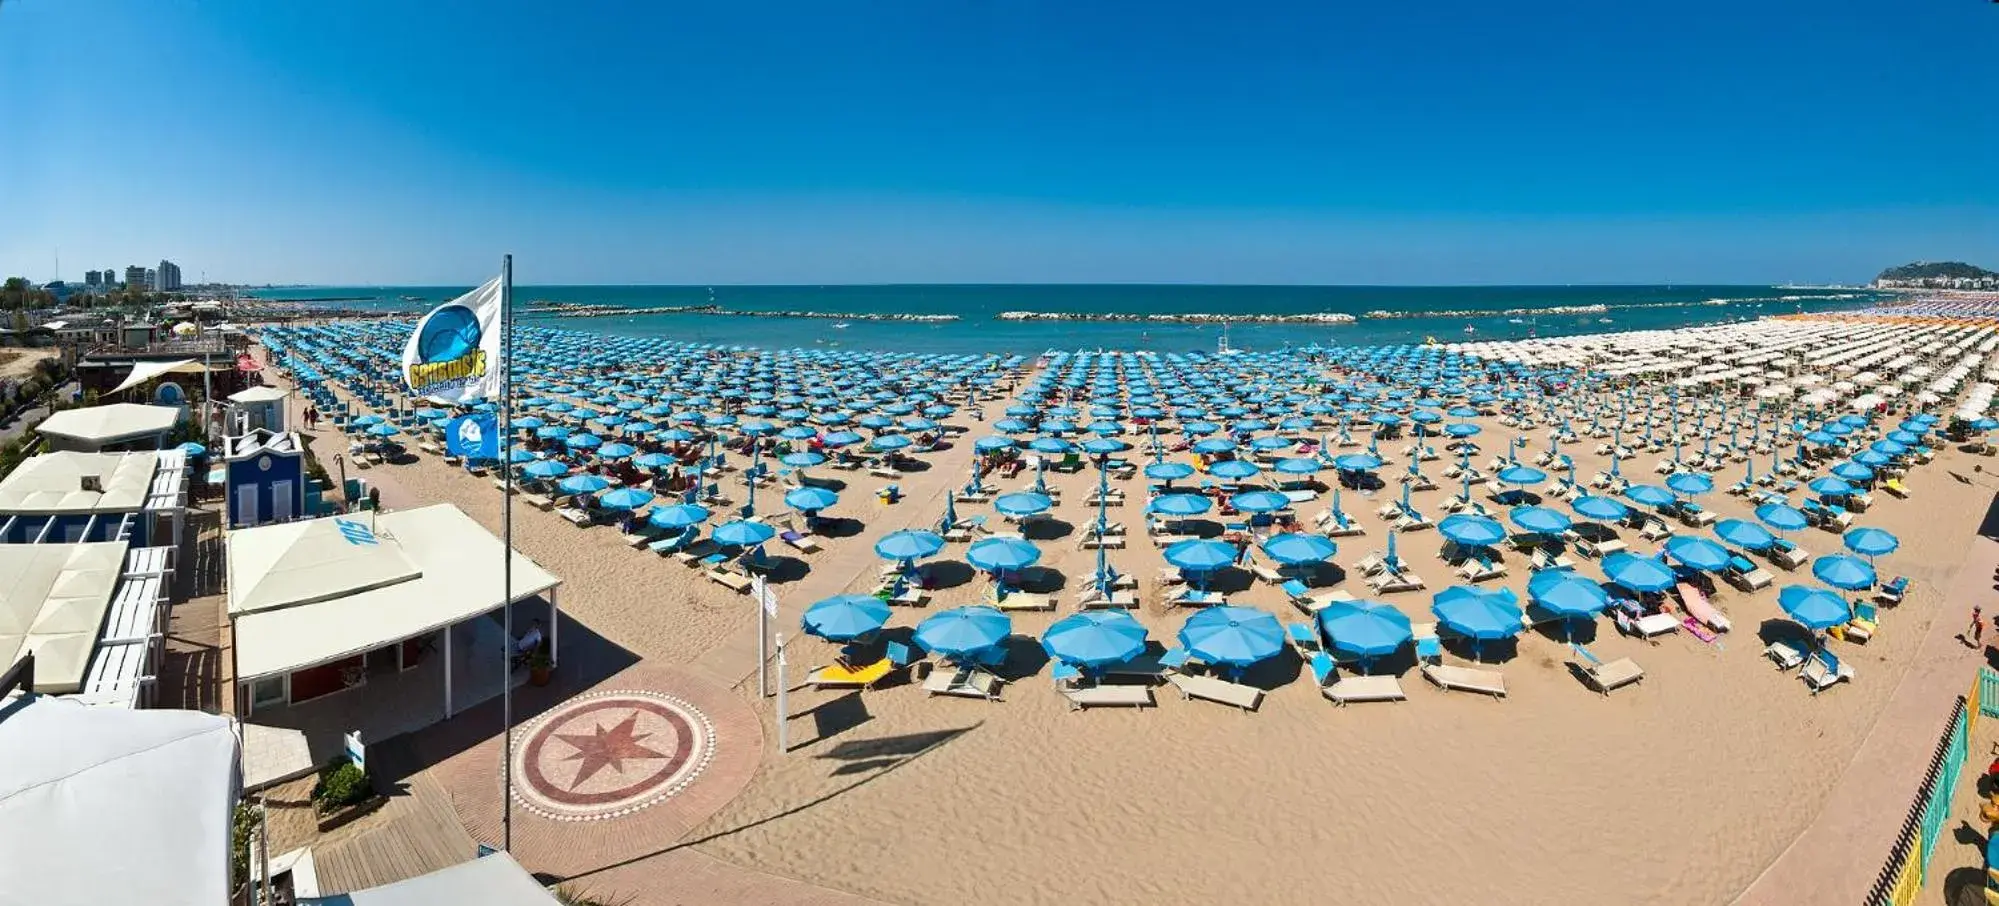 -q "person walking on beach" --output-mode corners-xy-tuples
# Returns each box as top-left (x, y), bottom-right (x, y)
(1970, 605), (1985, 648)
